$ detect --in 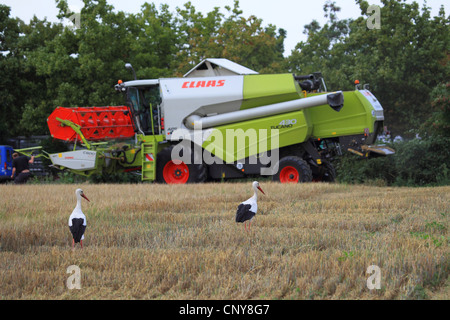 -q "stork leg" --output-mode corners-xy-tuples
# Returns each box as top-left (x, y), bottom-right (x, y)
(80, 240), (83, 249)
